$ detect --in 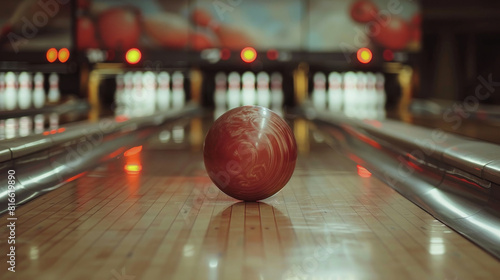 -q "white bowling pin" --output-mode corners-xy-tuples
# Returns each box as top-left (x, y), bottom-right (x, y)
(241, 71), (256, 106)
(19, 116), (32, 137)
(227, 72), (241, 110)
(47, 73), (60, 103)
(49, 112), (59, 130)
(356, 72), (368, 119)
(270, 72), (284, 115)
(34, 114), (44, 134)
(4, 72), (17, 110)
(375, 72), (386, 119)
(5, 118), (16, 139)
(256, 72), (271, 108)
(122, 72), (133, 115)
(157, 71), (171, 111)
(115, 74), (125, 107)
(142, 71), (157, 114)
(328, 72), (343, 112)
(343, 71), (358, 117)
(312, 72), (327, 110)
(171, 71), (185, 109)
(17, 72), (32, 110)
(114, 74), (125, 116)
(32, 72), (46, 109)
(131, 71), (144, 116)
(213, 72), (227, 110)
(365, 72), (378, 119)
